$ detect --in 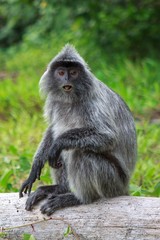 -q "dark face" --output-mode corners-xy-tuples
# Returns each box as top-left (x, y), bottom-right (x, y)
(54, 66), (79, 92)
(40, 61), (93, 101)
